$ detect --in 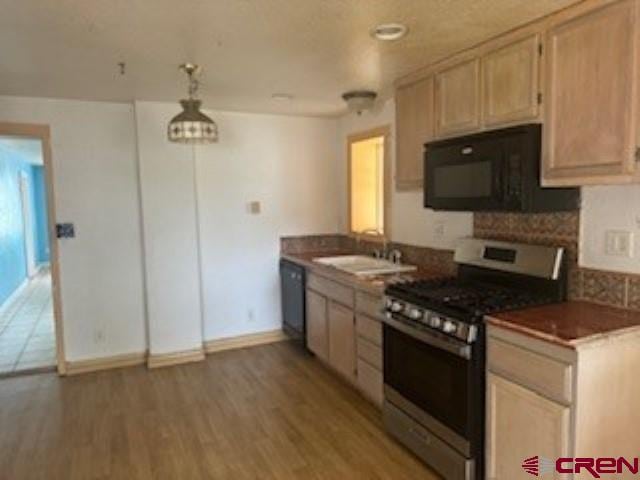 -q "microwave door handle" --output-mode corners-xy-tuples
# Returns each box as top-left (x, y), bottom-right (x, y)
(383, 316), (471, 359)
(502, 153), (511, 199)
(494, 156), (505, 199)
